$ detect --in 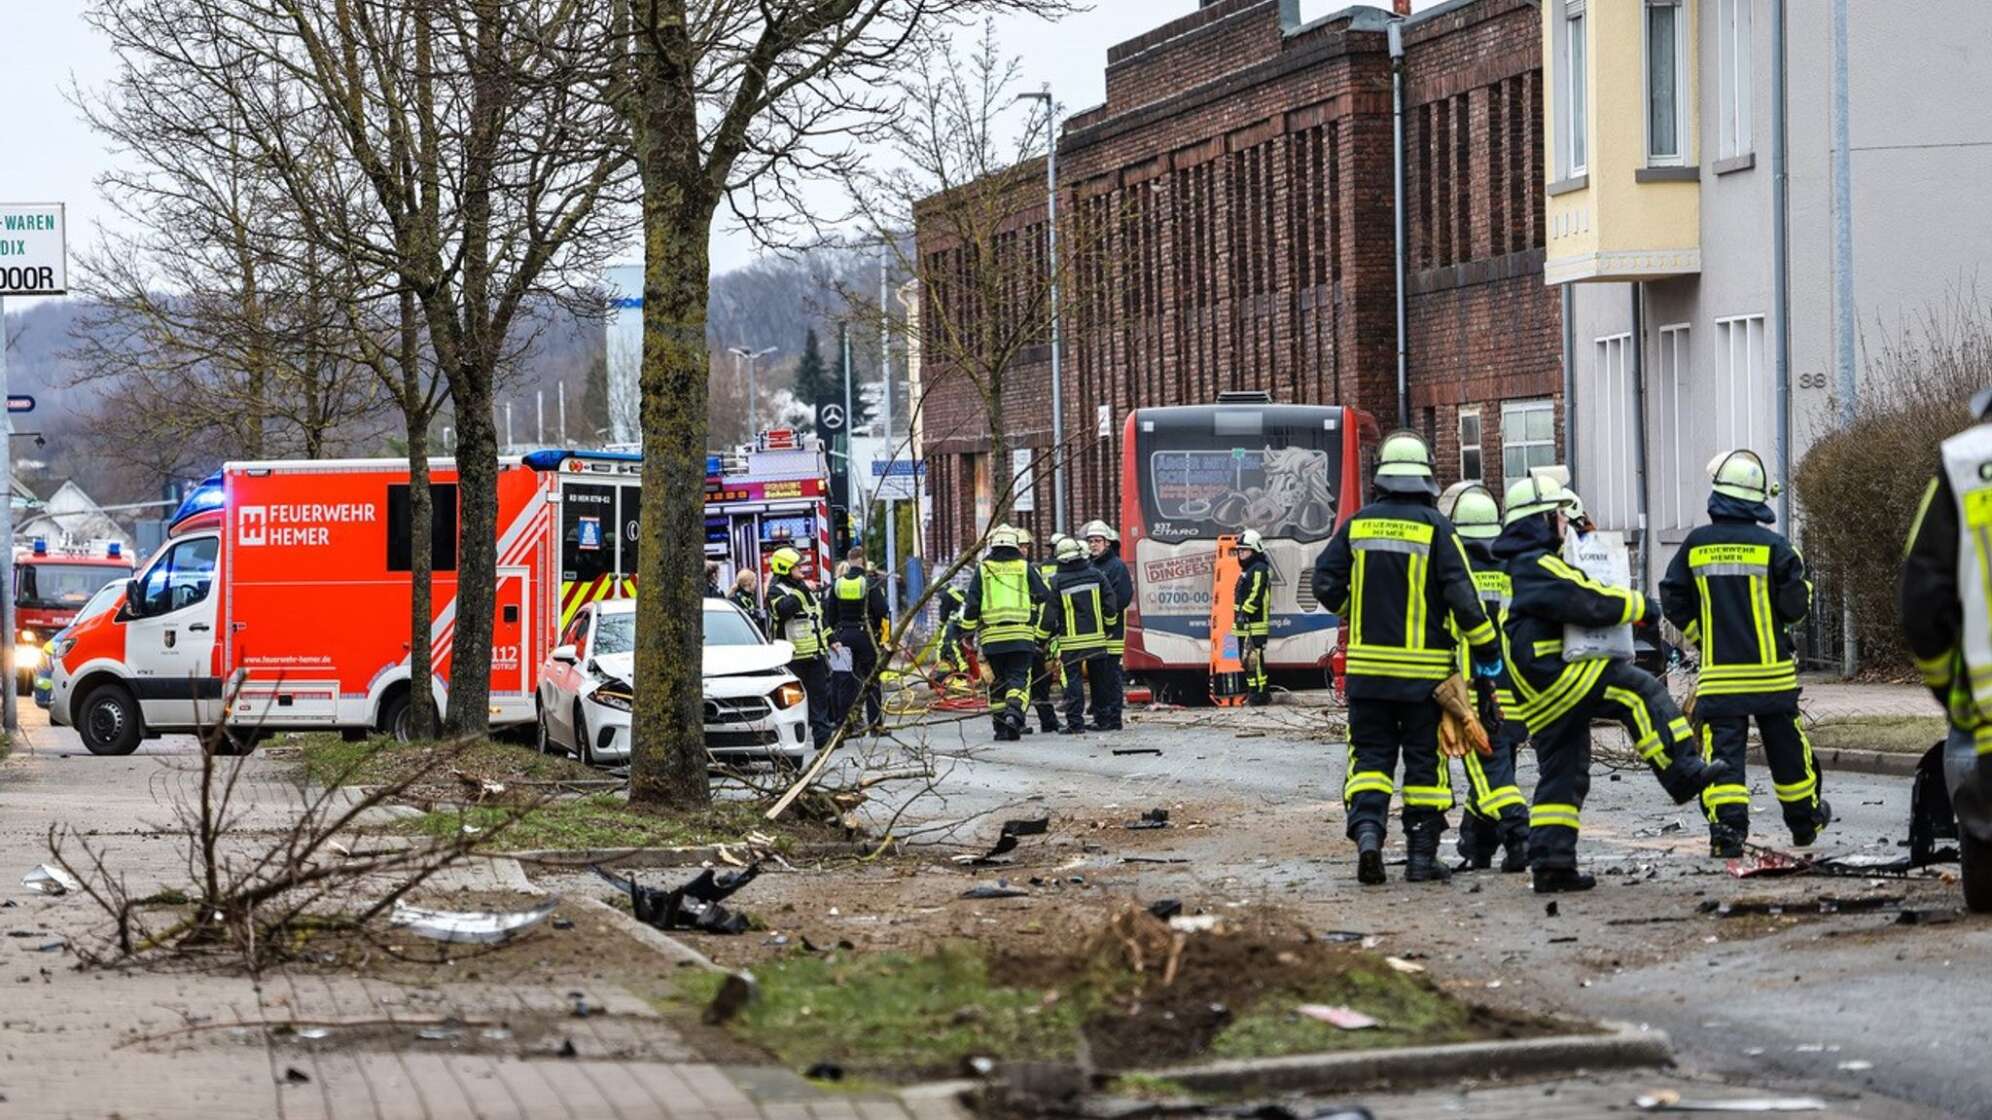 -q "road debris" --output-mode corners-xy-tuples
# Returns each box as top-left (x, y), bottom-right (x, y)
(1837, 1060), (1873, 1072)
(598, 863), (761, 935)
(1125, 808), (1171, 831)
(20, 865), (81, 897)
(415, 1024), (464, 1042)
(1698, 894), (1902, 918)
(953, 818), (1051, 866)
(1297, 1004), (1379, 1030)
(805, 1061), (845, 1081)
(1112, 748), (1162, 757)
(282, 1067), (311, 1084)
(1120, 856), (1190, 865)
(1318, 930), (1367, 943)
(1168, 915), (1220, 933)
(389, 899), (559, 944)
(961, 880), (1030, 900)
(704, 970), (757, 1025)
(1148, 899), (1183, 920)
(1634, 1091), (1826, 1112)
(1384, 956), (1425, 974)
